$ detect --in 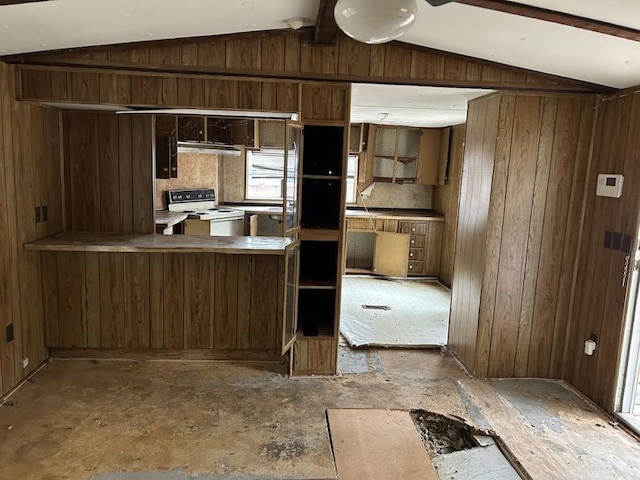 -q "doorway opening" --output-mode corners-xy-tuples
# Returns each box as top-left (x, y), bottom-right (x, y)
(616, 219), (640, 433)
(338, 84), (490, 358)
